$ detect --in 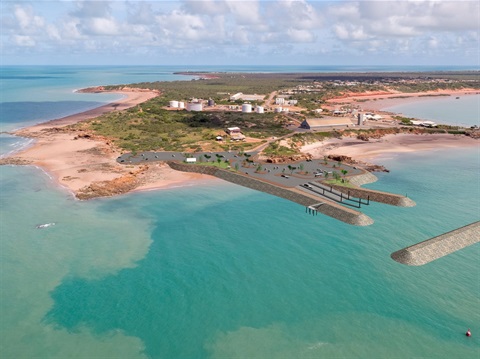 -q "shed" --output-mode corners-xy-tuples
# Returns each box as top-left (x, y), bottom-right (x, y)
(301, 117), (353, 129)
